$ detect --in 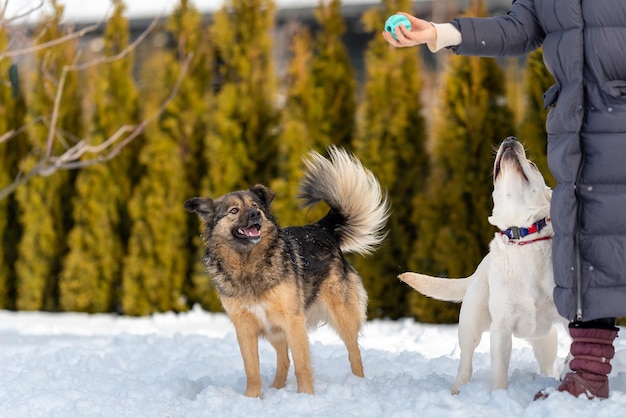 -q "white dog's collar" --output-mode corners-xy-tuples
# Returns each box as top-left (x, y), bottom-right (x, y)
(500, 217), (551, 245)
